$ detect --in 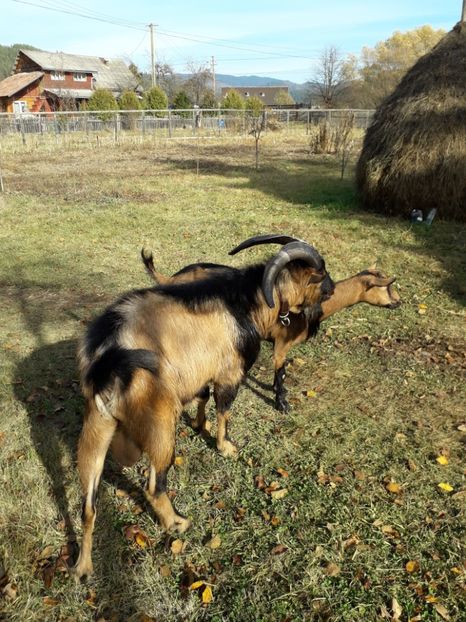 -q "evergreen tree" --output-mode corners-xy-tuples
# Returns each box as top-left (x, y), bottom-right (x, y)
(143, 86), (168, 116)
(221, 89), (245, 110)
